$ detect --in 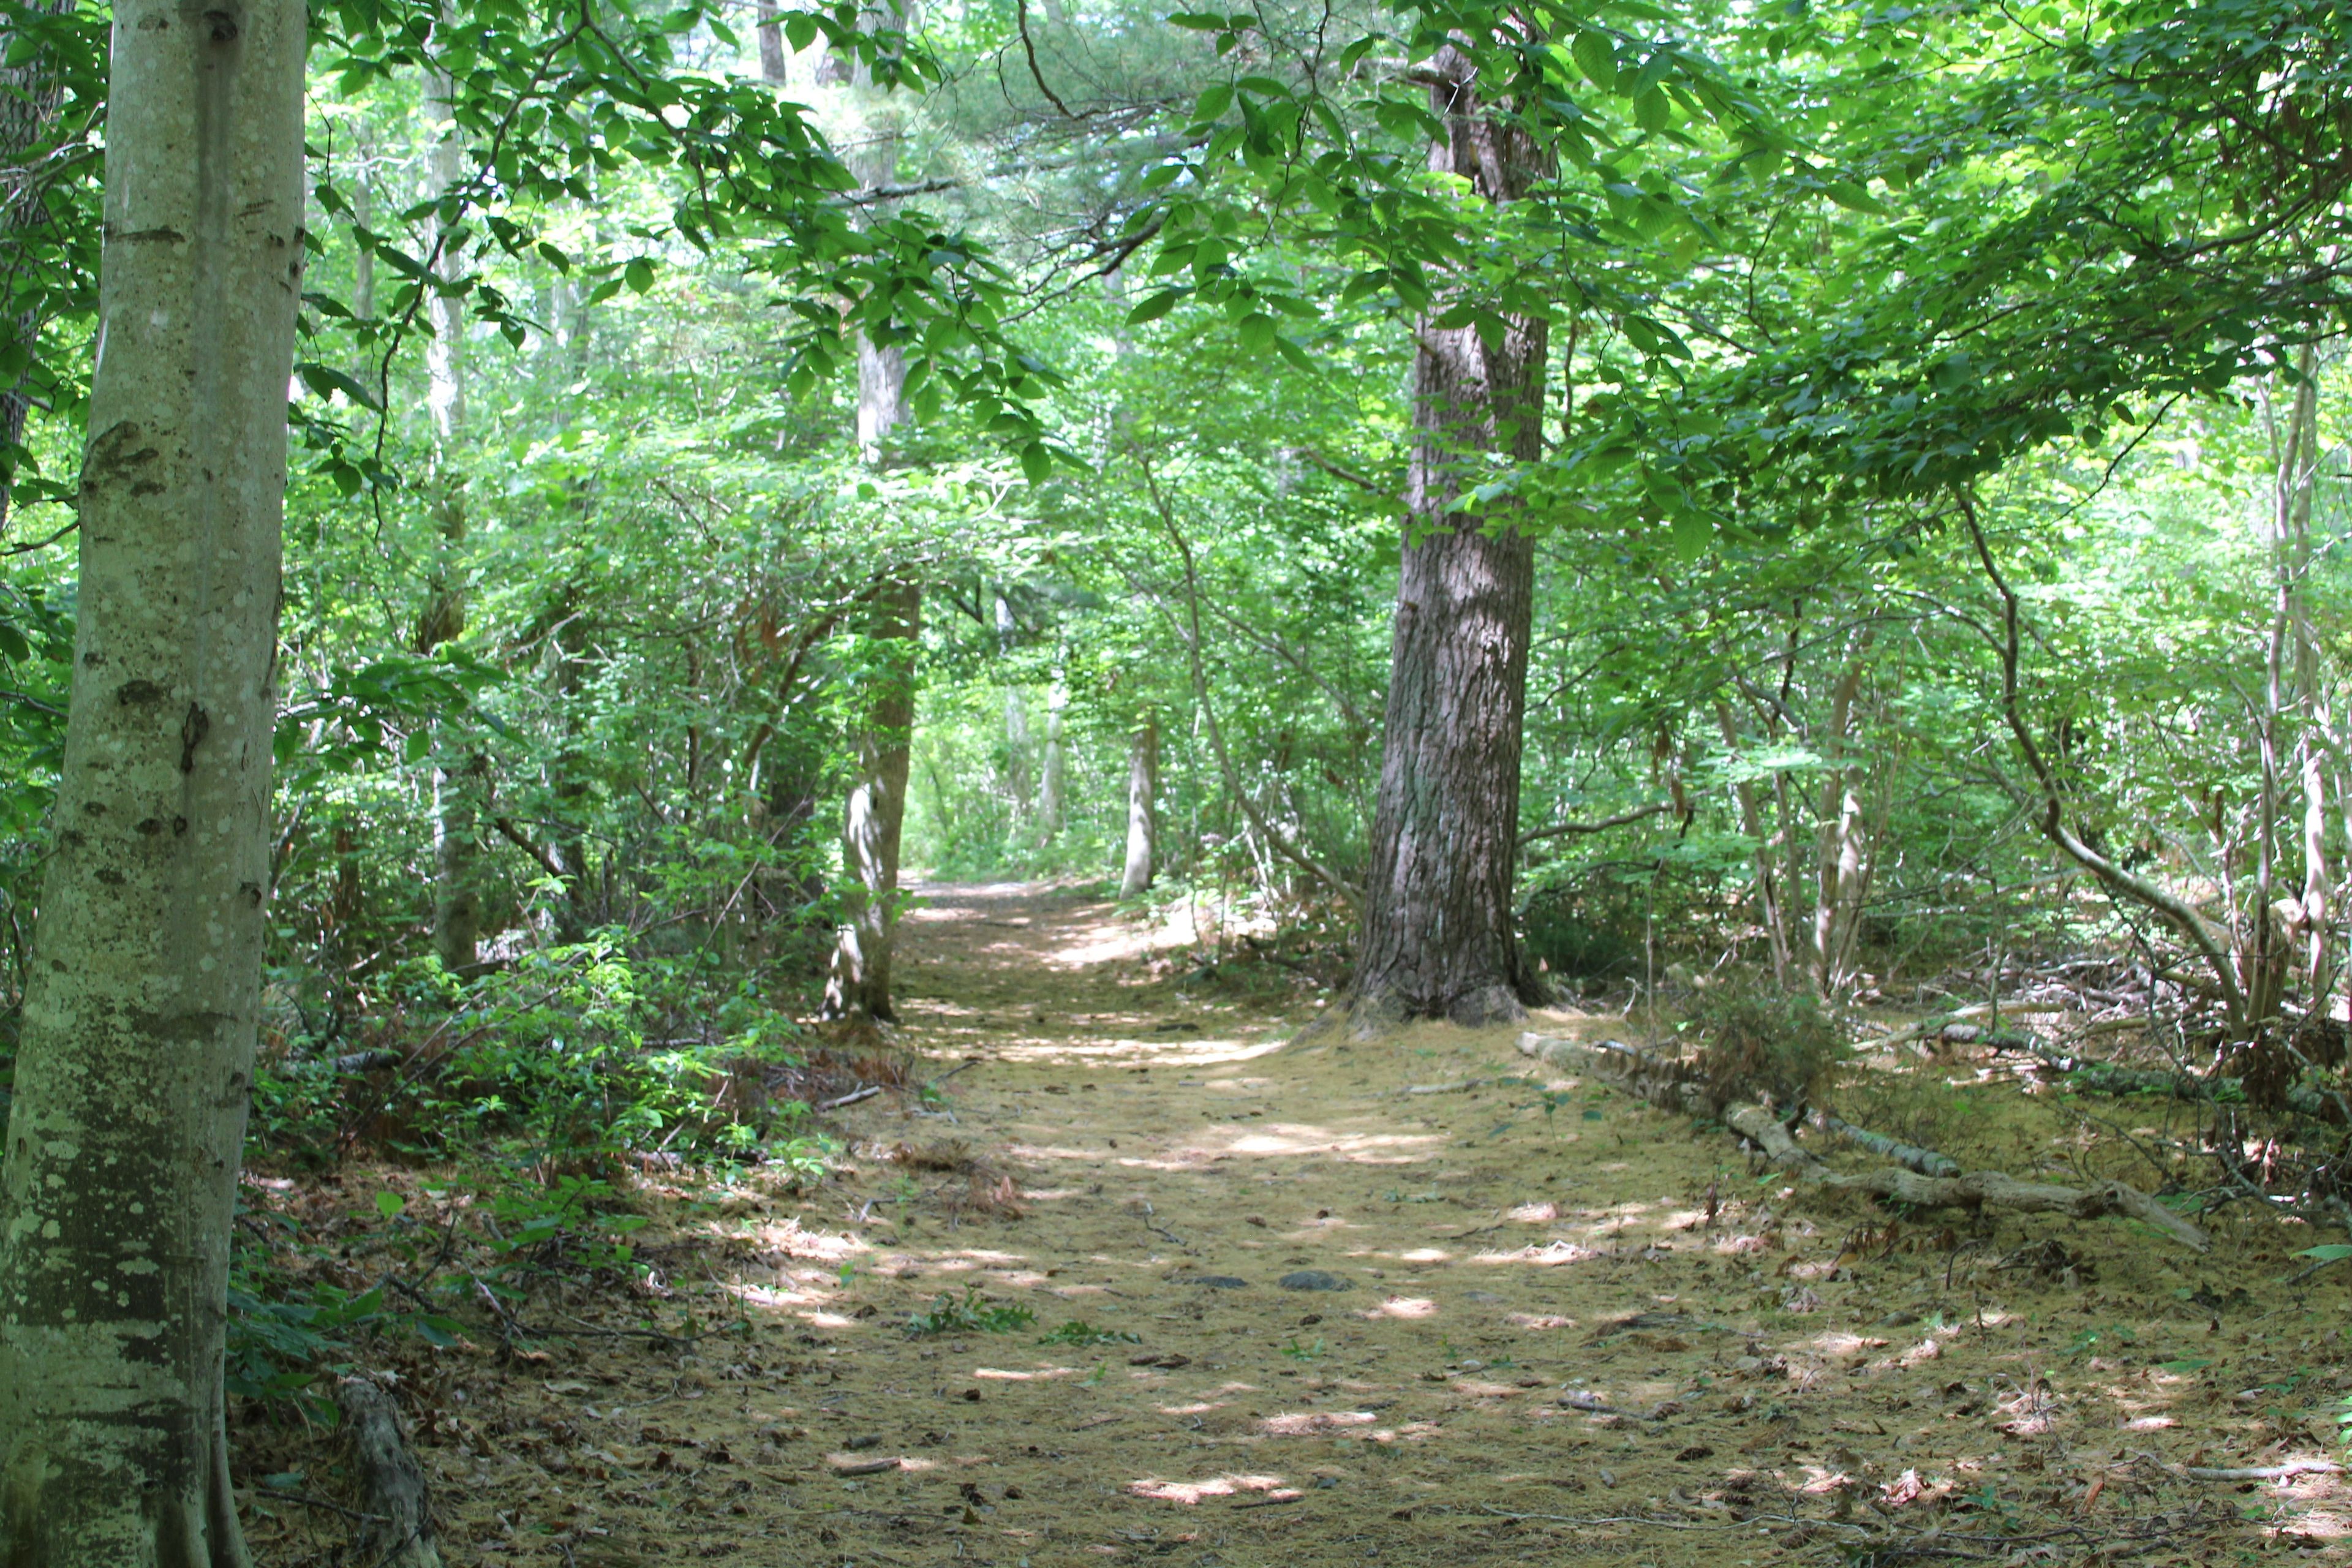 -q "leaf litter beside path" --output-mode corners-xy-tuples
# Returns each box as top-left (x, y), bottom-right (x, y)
(236, 884), (2351, 1567)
